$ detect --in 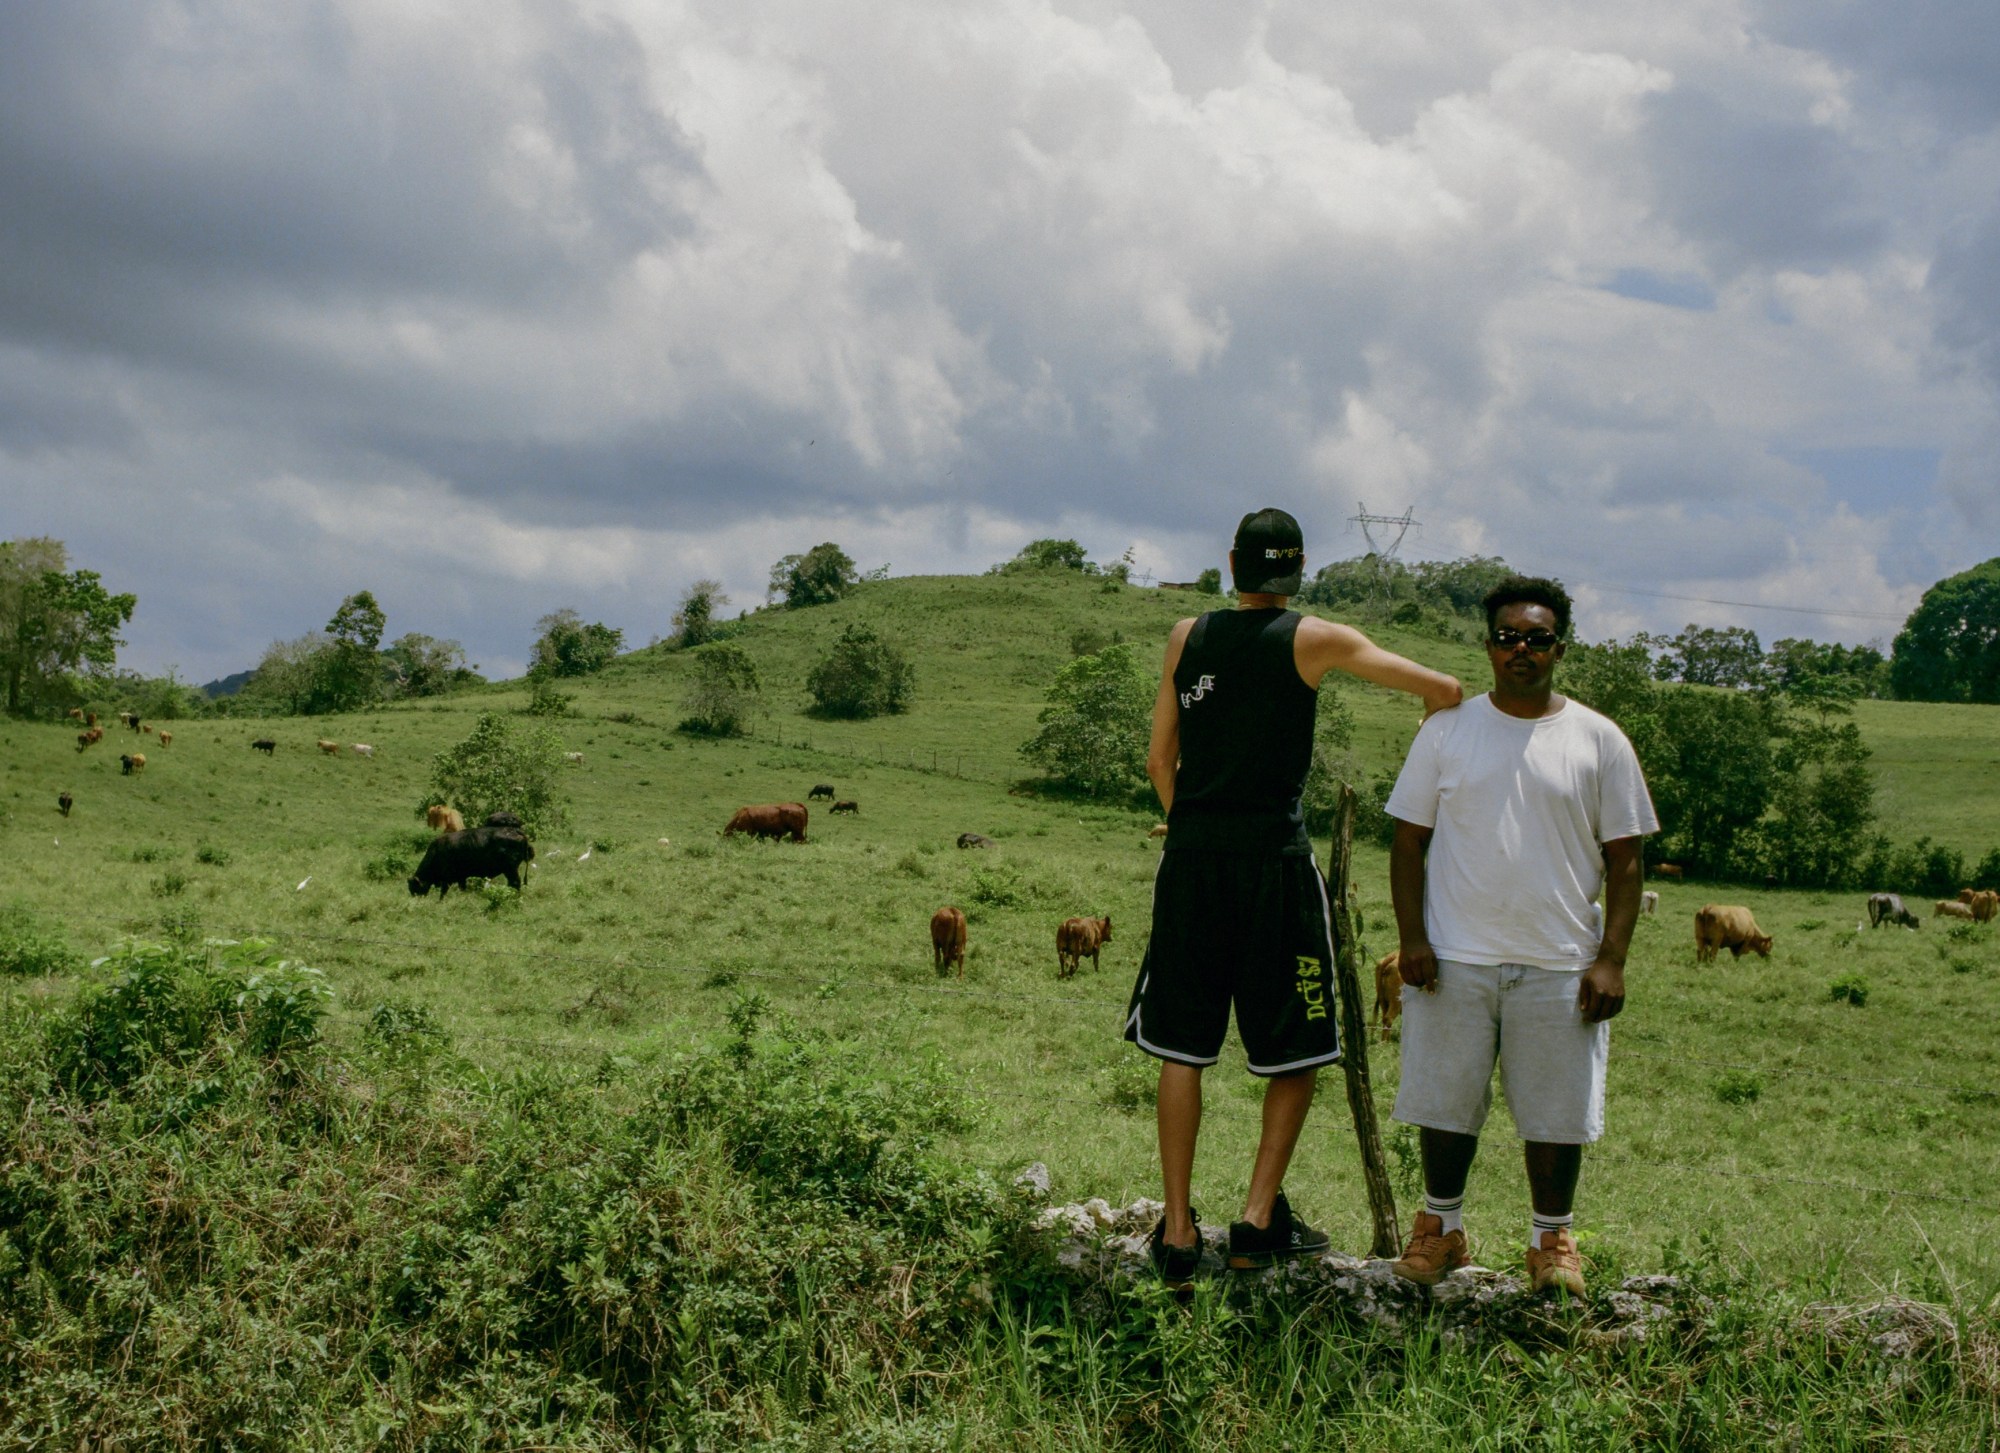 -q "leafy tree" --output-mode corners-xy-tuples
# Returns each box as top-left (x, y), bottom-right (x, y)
(1020, 643), (1151, 797)
(1194, 568), (1222, 595)
(1647, 688), (1773, 874)
(1299, 682), (1360, 834)
(1296, 555), (1413, 610)
(769, 544), (859, 609)
(993, 538), (1096, 575)
(383, 633), (480, 698)
(1890, 558), (2000, 702)
(242, 632), (332, 716)
(427, 713), (569, 838)
(1408, 556), (1517, 615)
(1759, 709), (1876, 886)
(680, 643), (761, 736)
(319, 591), (387, 713)
(0, 538), (137, 717)
(1648, 624), (1764, 687)
(530, 610), (624, 678)
(1765, 637), (1888, 699)
(806, 624), (914, 718)
(672, 579), (728, 647)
